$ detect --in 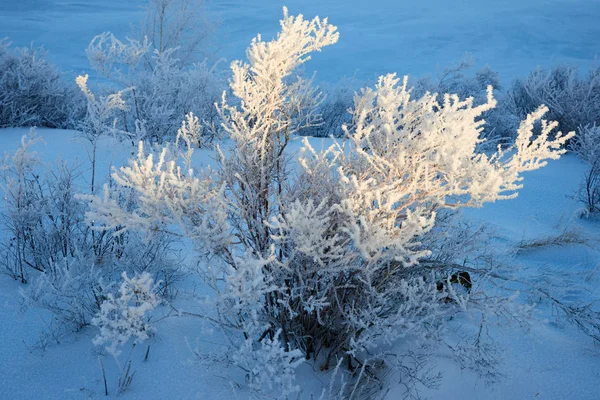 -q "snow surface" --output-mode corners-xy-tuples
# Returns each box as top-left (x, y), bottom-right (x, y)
(2, 0), (600, 398)
(1, 128), (599, 399)
(2, 0), (600, 83)
(420, 153), (600, 400)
